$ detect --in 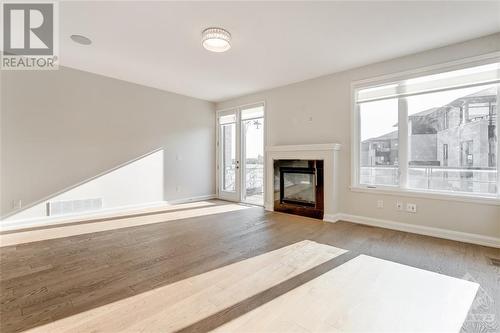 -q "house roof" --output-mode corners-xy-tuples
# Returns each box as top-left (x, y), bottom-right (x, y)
(460, 86), (497, 99)
(366, 86), (495, 143)
(409, 86), (496, 119)
(409, 107), (441, 118)
(363, 130), (398, 142)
